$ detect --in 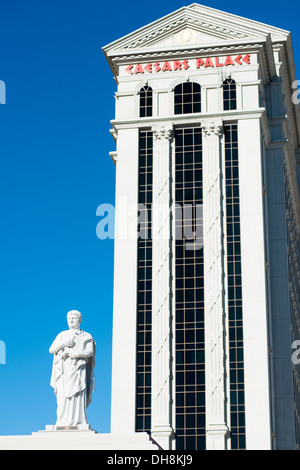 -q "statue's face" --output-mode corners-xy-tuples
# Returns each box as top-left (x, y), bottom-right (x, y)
(67, 312), (81, 330)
